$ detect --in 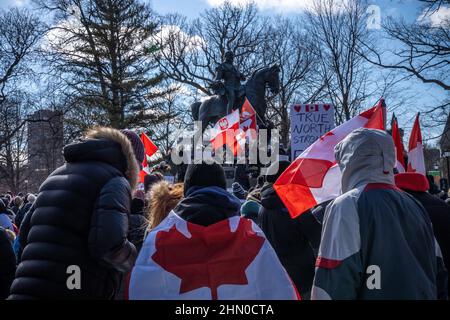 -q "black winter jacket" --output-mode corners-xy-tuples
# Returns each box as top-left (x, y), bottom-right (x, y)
(0, 227), (16, 299)
(9, 127), (139, 300)
(406, 190), (450, 291)
(128, 198), (148, 253)
(258, 183), (321, 299)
